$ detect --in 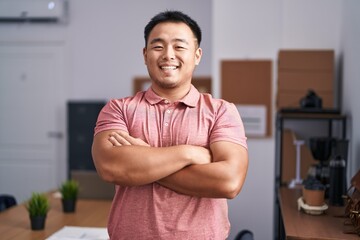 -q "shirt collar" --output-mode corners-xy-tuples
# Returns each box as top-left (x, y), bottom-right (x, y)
(144, 84), (200, 107)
